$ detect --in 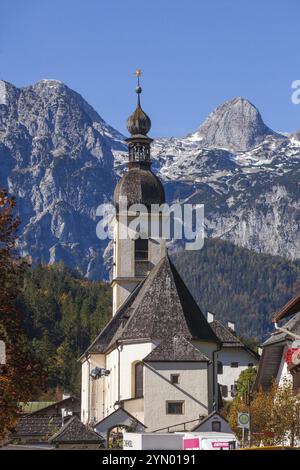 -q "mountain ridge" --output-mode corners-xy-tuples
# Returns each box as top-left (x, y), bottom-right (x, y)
(0, 78), (299, 278)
